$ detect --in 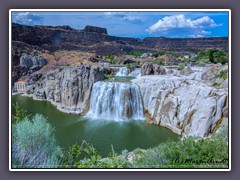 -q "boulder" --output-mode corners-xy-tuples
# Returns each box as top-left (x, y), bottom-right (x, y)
(141, 63), (166, 75)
